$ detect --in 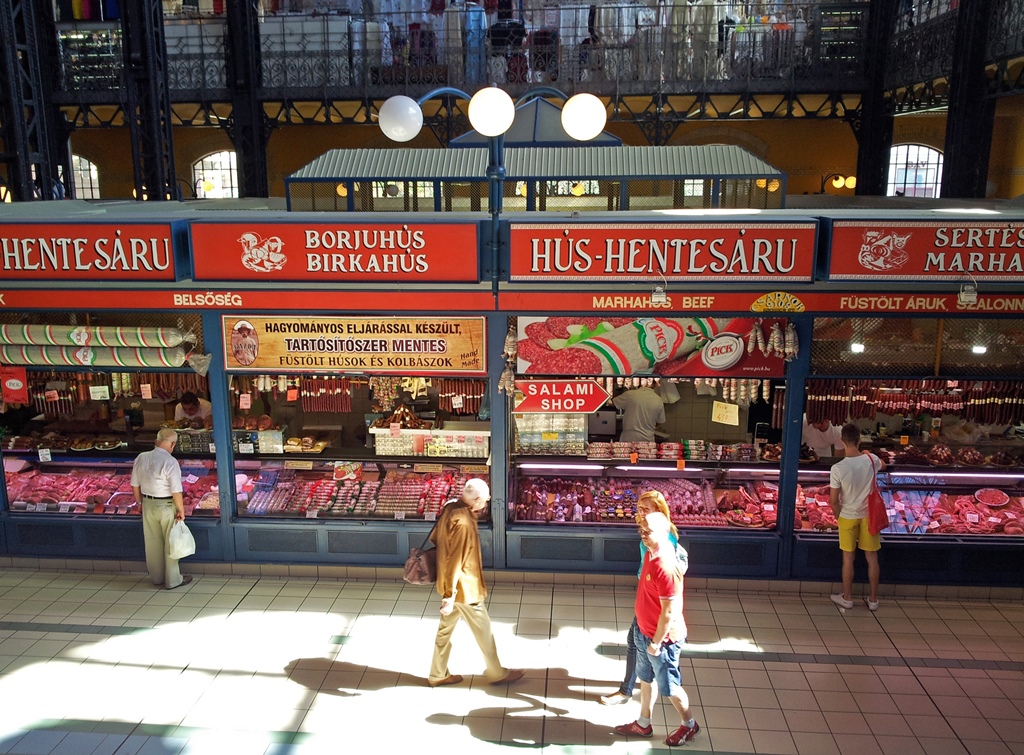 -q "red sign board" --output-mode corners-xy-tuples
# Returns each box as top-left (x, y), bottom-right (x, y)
(0, 223), (177, 280)
(829, 220), (1024, 281)
(513, 379), (611, 413)
(1, 366), (29, 404)
(190, 222), (479, 282)
(509, 222), (817, 282)
(0, 289), (495, 312)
